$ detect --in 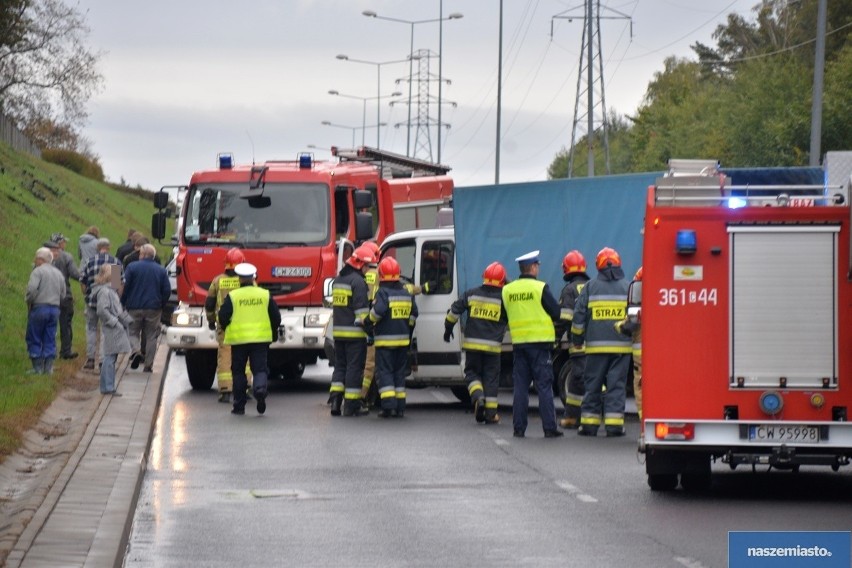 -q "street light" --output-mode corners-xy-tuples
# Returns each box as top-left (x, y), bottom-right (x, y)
(321, 120), (388, 148)
(328, 89), (402, 146)
(362, 8), (463, 159)
(336, 54), (415, 150)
